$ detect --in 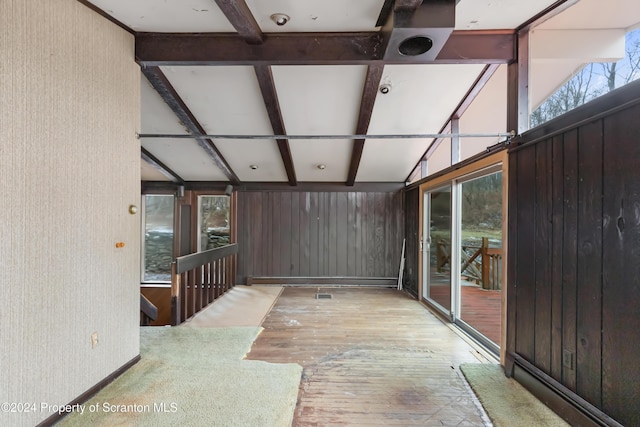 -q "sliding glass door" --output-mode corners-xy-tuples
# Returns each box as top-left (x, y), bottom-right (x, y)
(456, 171), (503, 350)
(420, 166), (503, 354)
(422, 185), (452, 316)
